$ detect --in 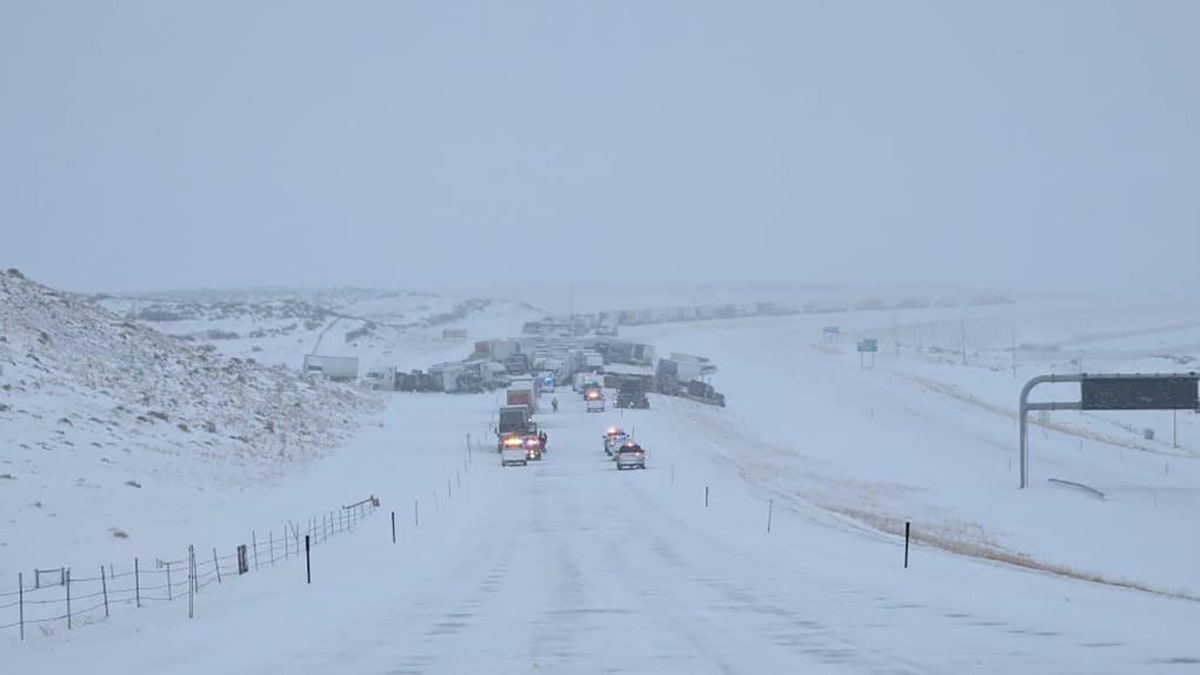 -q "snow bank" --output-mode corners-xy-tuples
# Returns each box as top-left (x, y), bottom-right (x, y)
(0, 270), (376, 575)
